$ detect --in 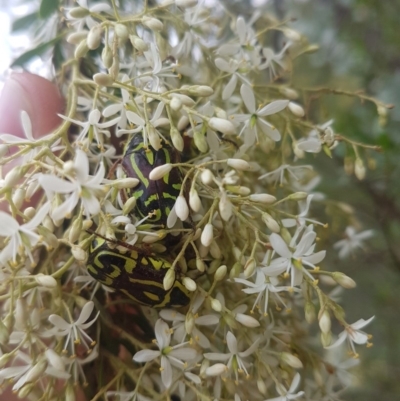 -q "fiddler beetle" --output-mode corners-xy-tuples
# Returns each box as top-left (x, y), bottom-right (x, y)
(86, 237), (191, 308)
(121, 133), (183, 226)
